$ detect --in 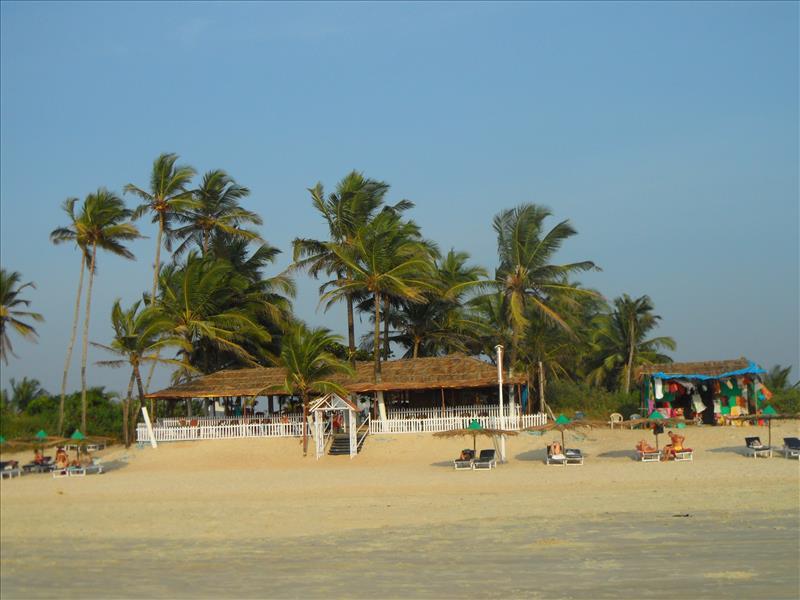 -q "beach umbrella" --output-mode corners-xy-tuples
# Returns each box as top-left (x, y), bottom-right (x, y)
(725, 408), (796, 449)
(0, 435), (5, 445)
(523, 414), (602, 450)
(70, 430), (86, 461)
(434, 420), (517, 453)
